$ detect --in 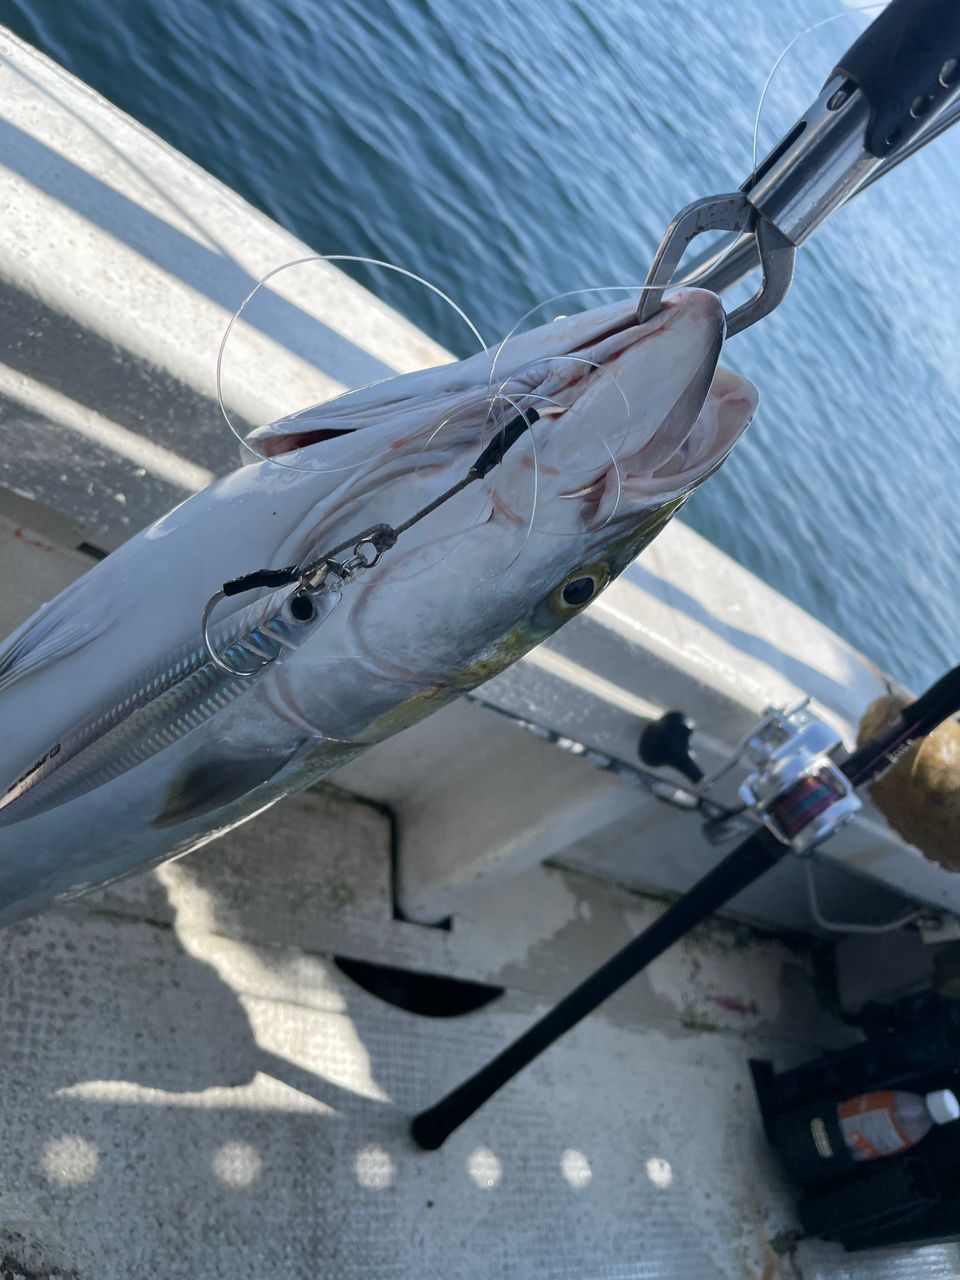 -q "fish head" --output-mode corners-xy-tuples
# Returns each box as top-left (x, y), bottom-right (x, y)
(248, 289), (757, 723)
(474, 286), (736, 544)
